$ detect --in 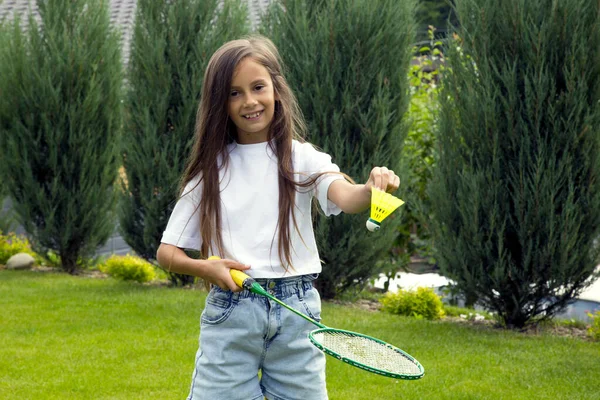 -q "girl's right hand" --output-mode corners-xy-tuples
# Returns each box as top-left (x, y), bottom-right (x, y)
(202, 258), (251, 292)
